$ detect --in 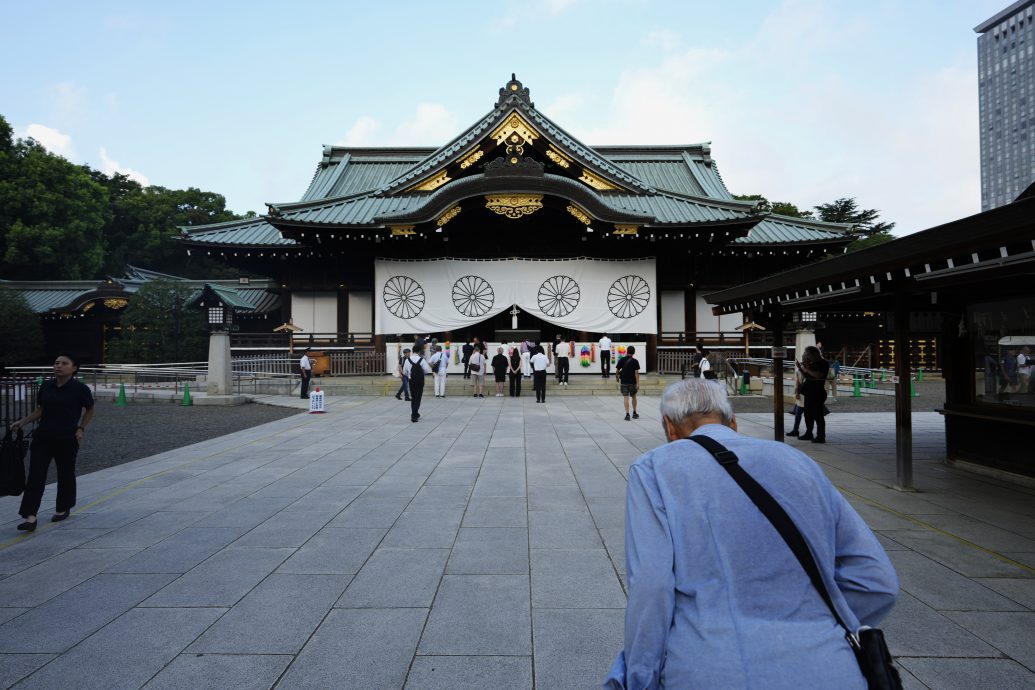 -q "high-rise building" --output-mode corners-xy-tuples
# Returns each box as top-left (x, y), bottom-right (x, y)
(976, 0), (1035, 211)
